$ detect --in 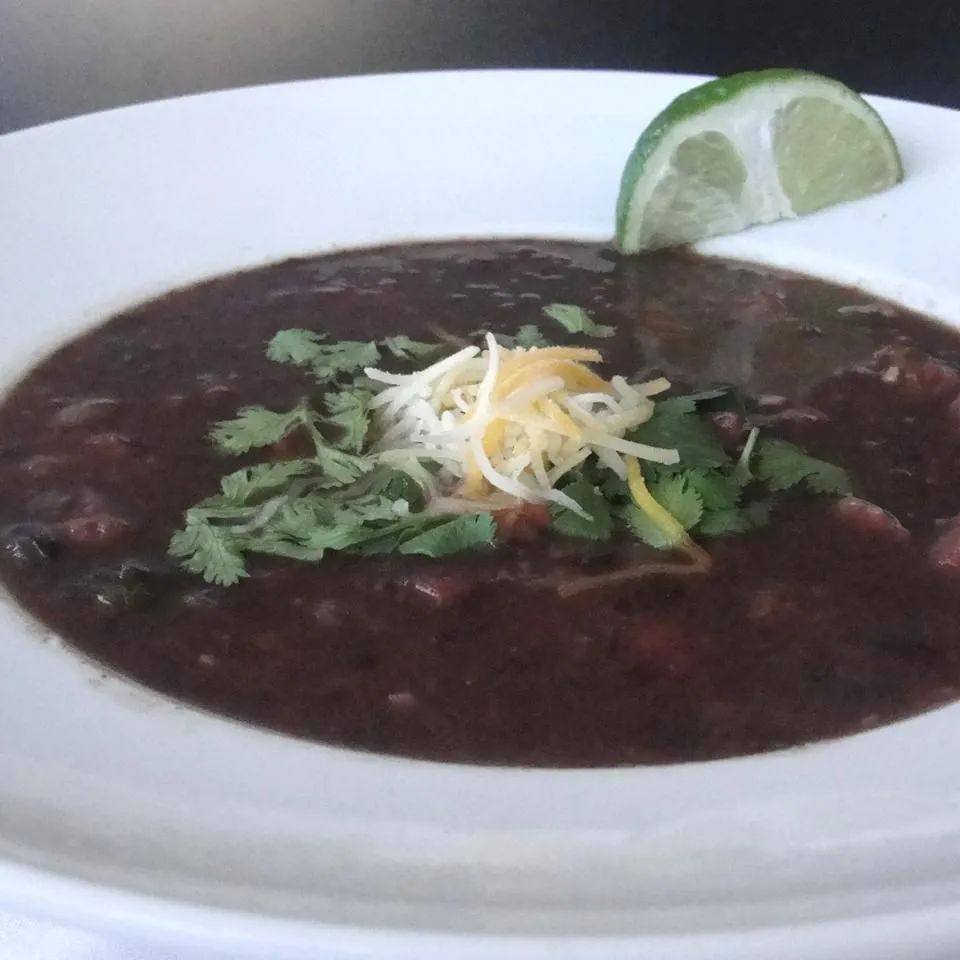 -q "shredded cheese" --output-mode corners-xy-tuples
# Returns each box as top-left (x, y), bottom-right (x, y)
(365, 334), (679, 511)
